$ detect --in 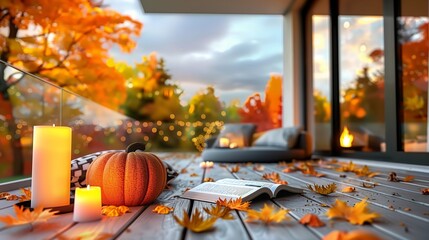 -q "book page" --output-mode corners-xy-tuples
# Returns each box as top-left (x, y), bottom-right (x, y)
(217, 178), (303, 196)
(181, 182), (259, 203)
